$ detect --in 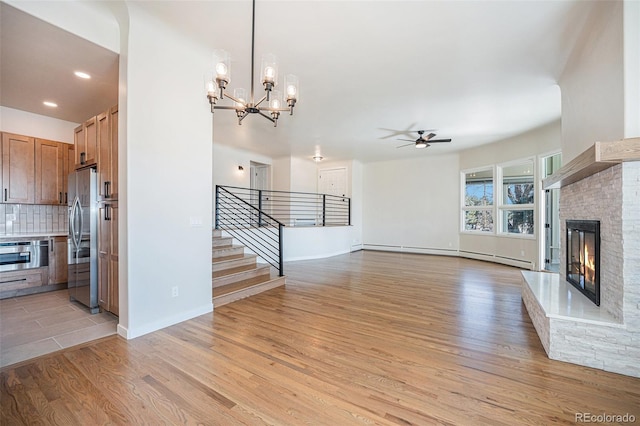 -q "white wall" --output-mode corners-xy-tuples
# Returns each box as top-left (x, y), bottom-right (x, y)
(290, 156), (318, 193)
(213, 143), (272, 189)
(362, 153), (460, 254)
(458, 120), (561, 269)
(119, 4), (213, 338)
(624, 0), (640, 138)
(559, 1), (625, 162)
(272, 156), (291, 192)
(0, 106), (77, 144)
